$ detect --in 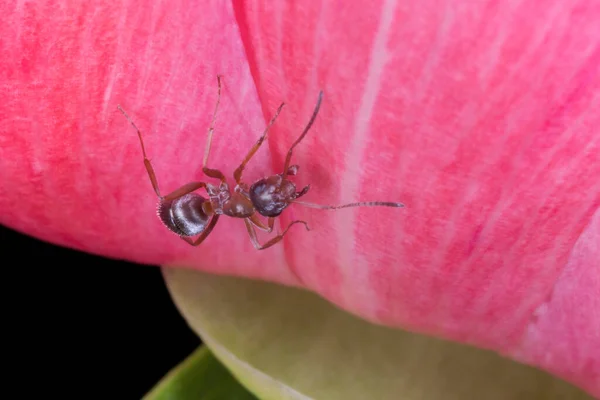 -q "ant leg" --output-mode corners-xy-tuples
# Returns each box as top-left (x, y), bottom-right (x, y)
(282, 91), (324, 174)
(202, 75), (227, 182)
(244, 218), (309, 250)
(248, 213), (275, 233)
(163, 181), (208, 201)
(117, 105), (162, 198)
(181, 215), (220, 246)
(233, 102), (286, 184)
